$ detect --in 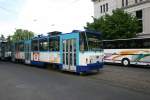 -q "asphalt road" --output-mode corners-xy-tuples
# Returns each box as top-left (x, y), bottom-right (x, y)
(89, 64), (150, 94)
(0, 61), (150, 100)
